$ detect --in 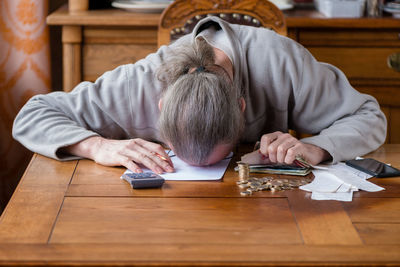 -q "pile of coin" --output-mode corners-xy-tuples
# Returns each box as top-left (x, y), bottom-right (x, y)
(236, 161), (312, 196)
(237, 177), (312, 196)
